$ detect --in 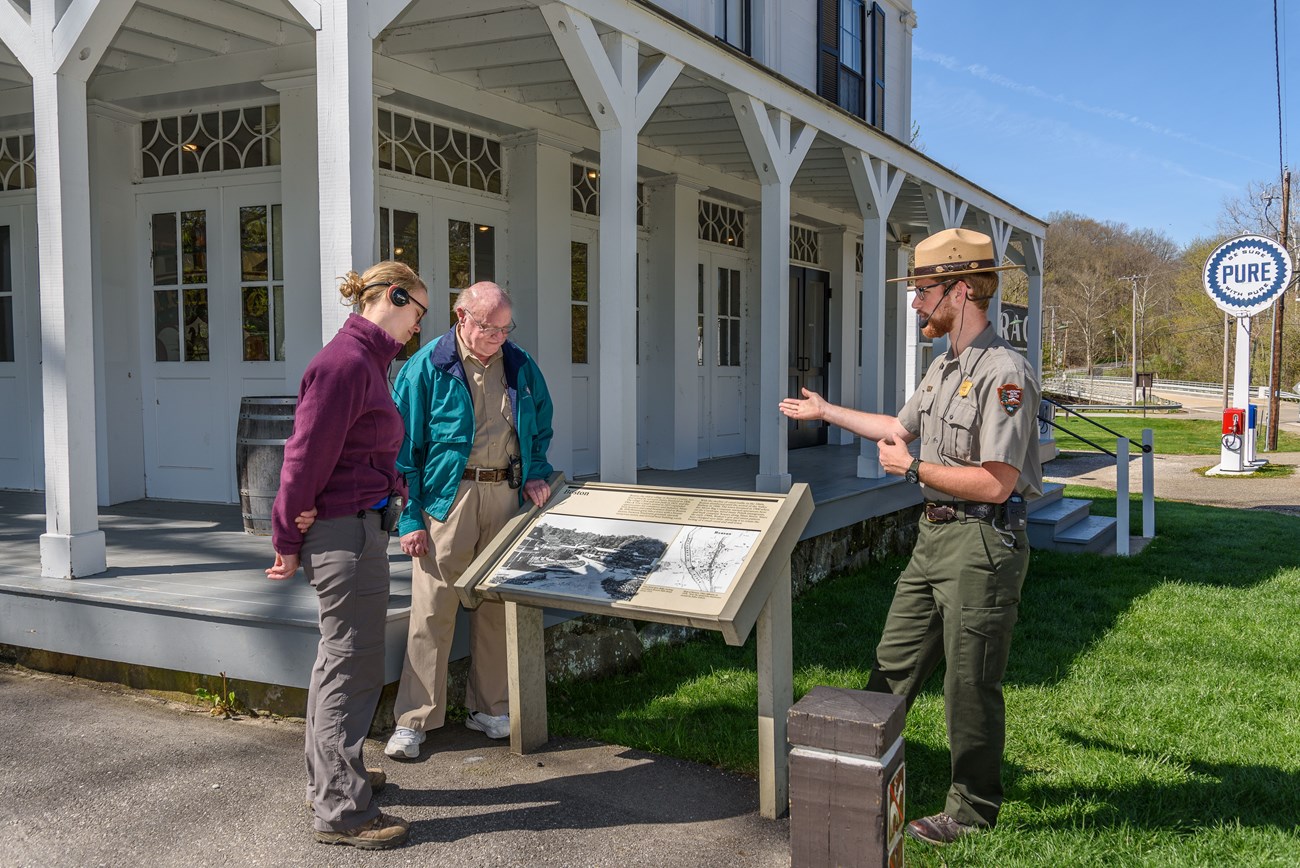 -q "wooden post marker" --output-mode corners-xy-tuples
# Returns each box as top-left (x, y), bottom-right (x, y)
(788, 686), (907, 867)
